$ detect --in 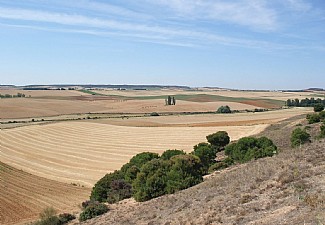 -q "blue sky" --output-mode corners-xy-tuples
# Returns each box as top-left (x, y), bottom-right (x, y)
(0, 0), (324, 89)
